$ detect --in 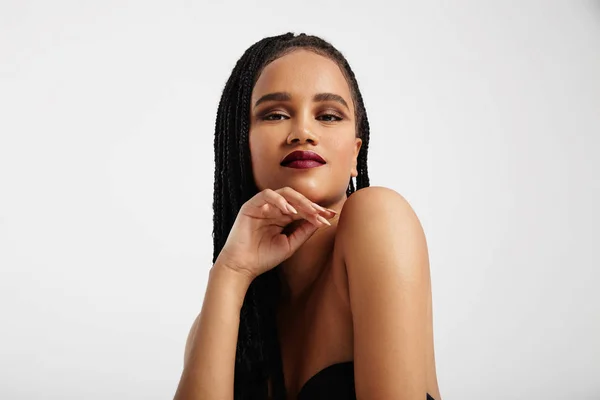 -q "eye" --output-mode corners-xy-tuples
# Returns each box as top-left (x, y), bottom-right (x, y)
(262, 113), (289, 121)
(317, 113), (343, 122)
